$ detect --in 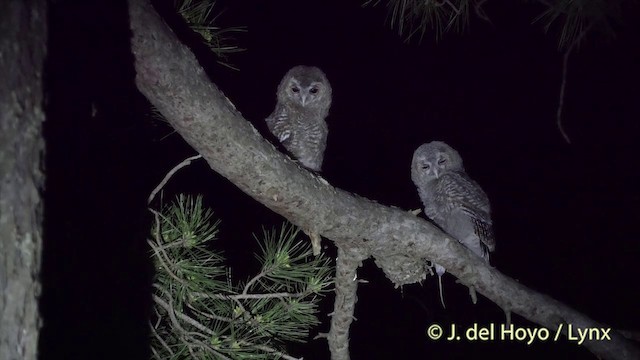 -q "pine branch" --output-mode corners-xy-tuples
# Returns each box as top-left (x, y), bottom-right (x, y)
(555, 22), (592, 144)
(174, 0), (245, 69)
(148, 154), (202, 204)
(149, 195), (332, 359)
(364, 0), (472, 41)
